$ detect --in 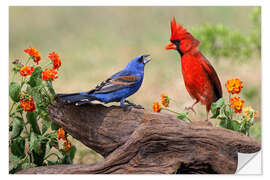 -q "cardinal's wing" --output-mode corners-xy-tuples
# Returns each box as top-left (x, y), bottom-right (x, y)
(200, 56), (223, 99)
